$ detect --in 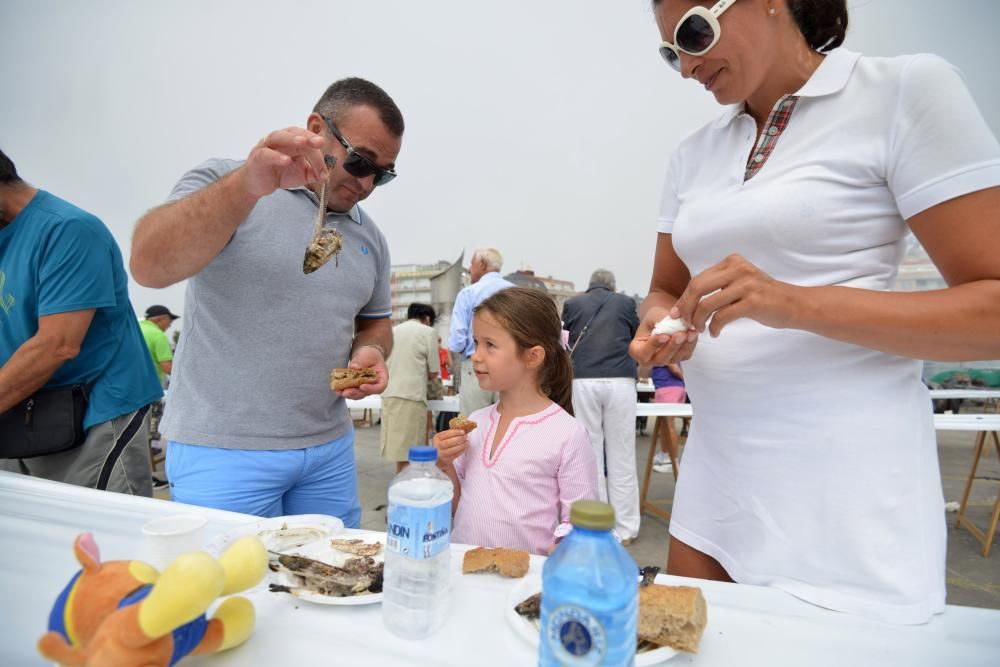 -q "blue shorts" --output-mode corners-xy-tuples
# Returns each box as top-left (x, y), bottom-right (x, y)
(165, 432), (361, 527)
